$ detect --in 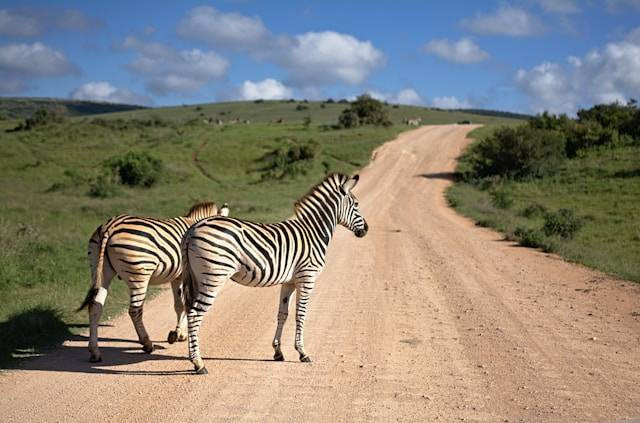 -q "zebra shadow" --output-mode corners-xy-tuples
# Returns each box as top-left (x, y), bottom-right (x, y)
(415, 172), (456, 181)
